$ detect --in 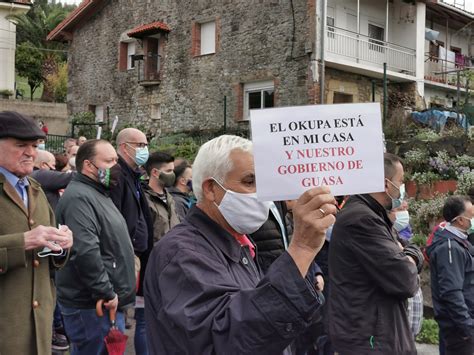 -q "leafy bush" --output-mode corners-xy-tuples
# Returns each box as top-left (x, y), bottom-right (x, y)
(409, 194), (446, 235)
(414, 129), (440, 142)
(44, 62), (67, 102)
(456, 171), (474, 195)
(416, 318), (439, 345)
(410, 233), (428, 247)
